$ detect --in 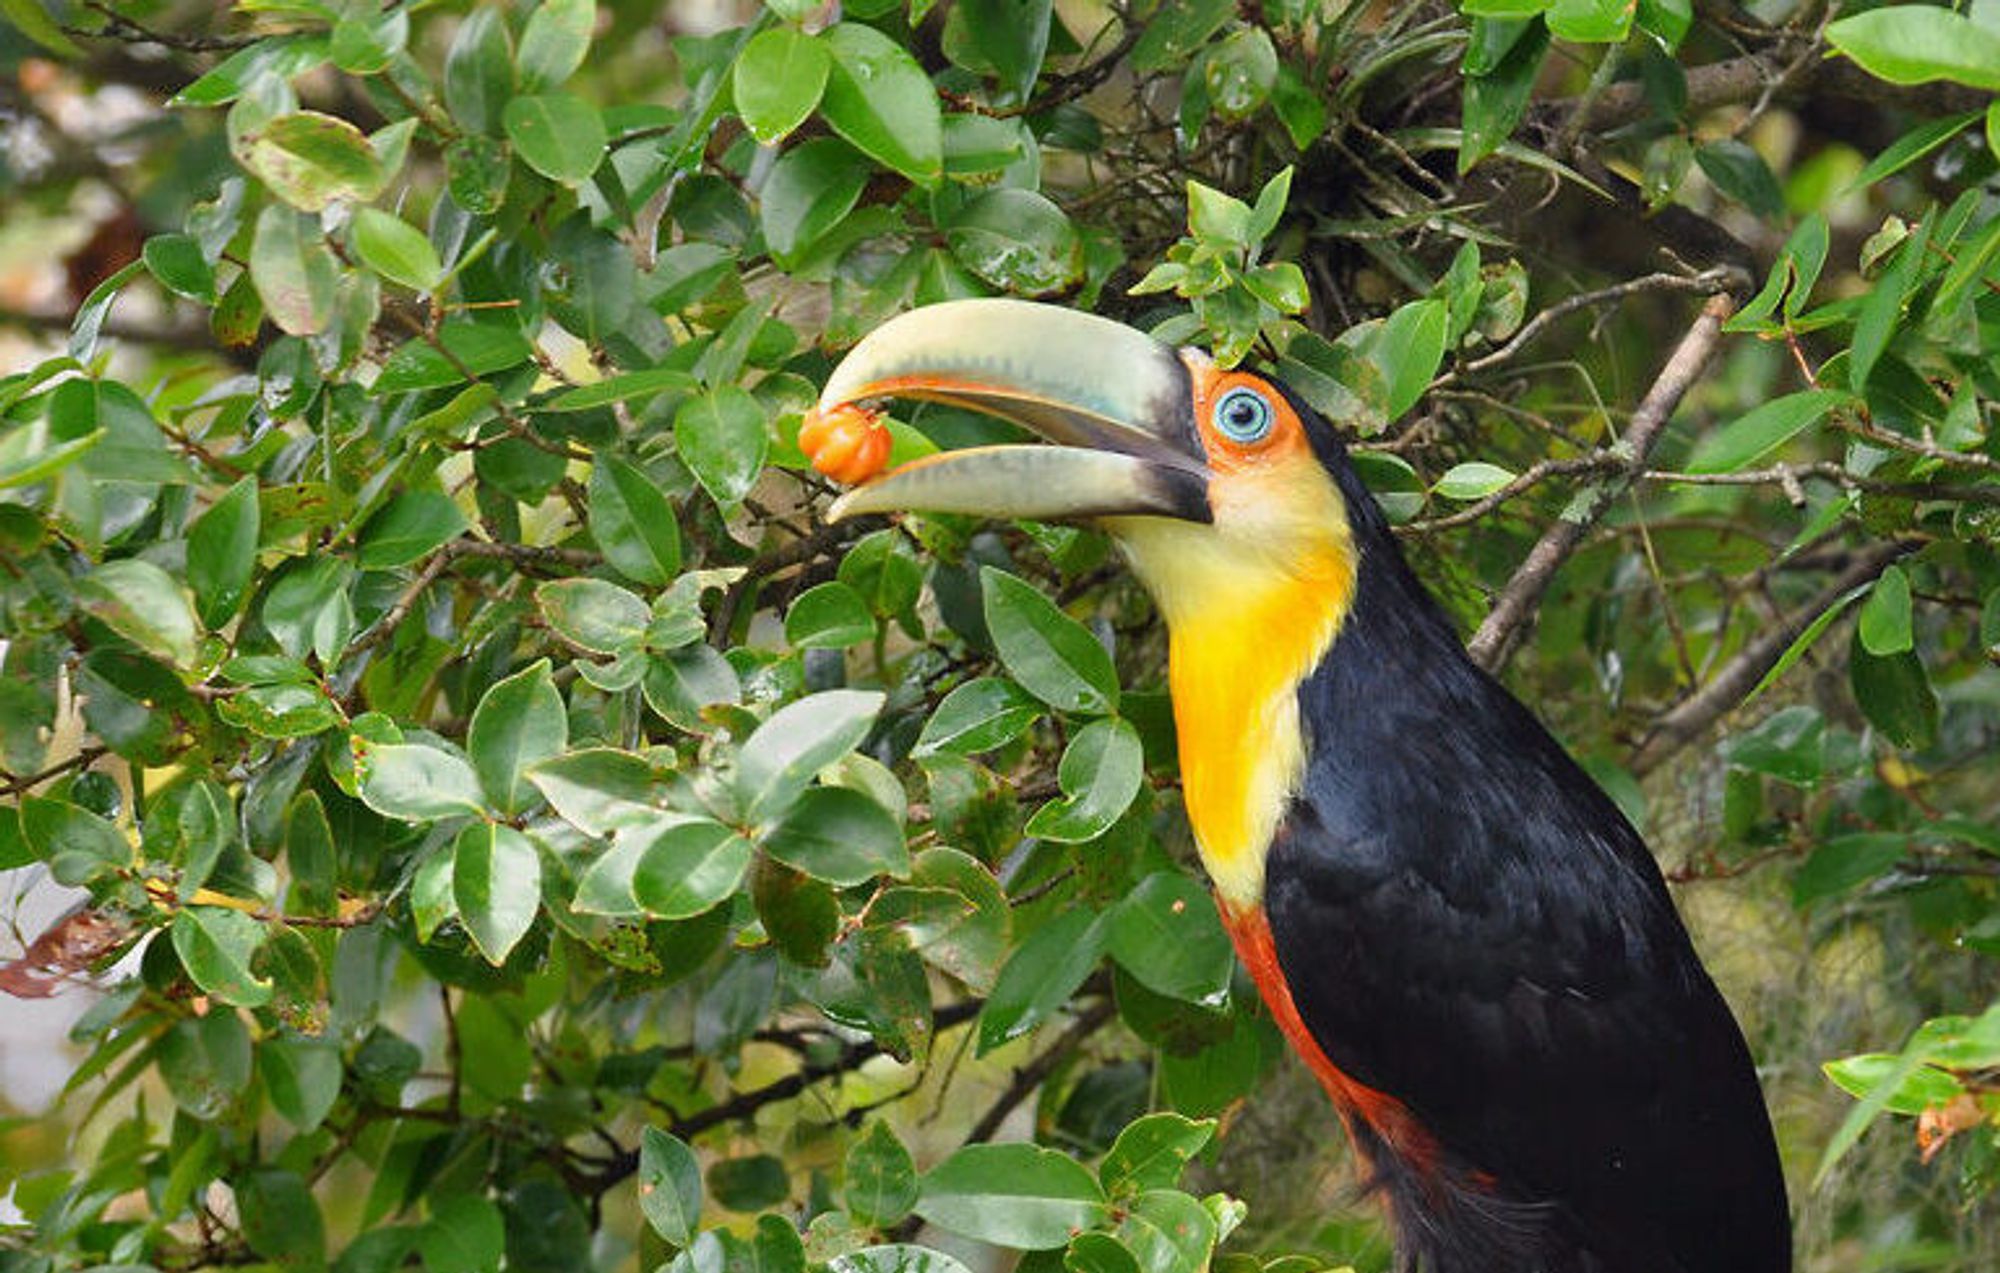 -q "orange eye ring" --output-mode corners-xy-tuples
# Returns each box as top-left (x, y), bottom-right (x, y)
(1186, 362), (1307, 471)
